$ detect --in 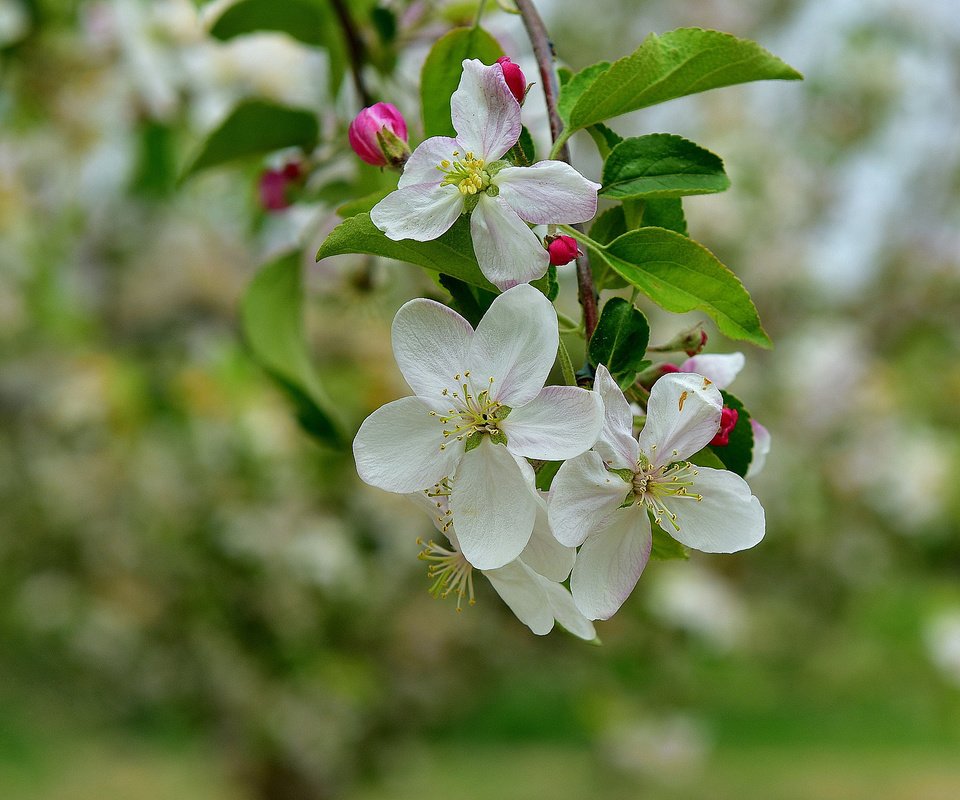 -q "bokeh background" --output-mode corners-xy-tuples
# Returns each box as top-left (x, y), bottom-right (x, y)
(2, 0), (959, 798)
